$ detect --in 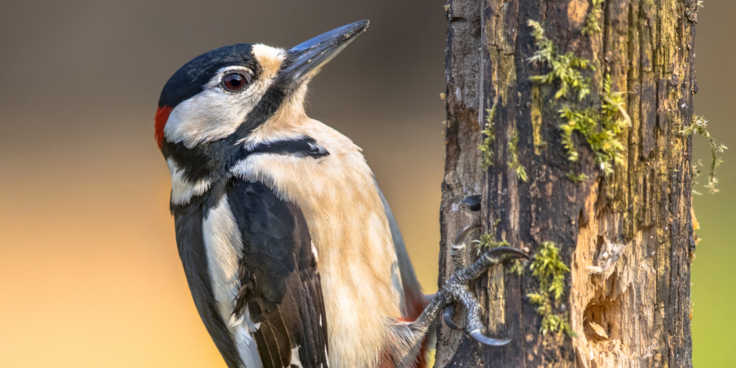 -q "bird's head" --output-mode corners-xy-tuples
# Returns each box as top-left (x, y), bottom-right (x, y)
(154, 20), (369, 155)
